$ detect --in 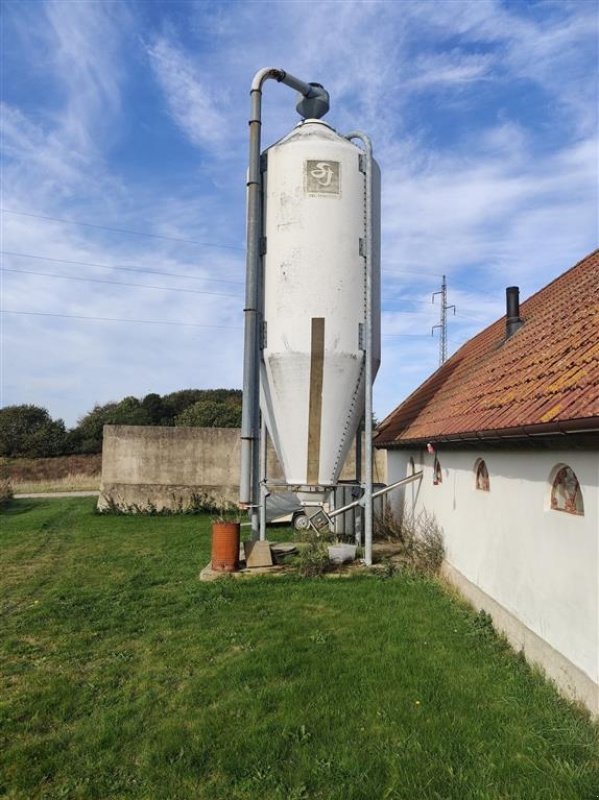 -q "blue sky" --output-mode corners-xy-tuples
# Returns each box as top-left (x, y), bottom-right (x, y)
(1, 0), (597, 427)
